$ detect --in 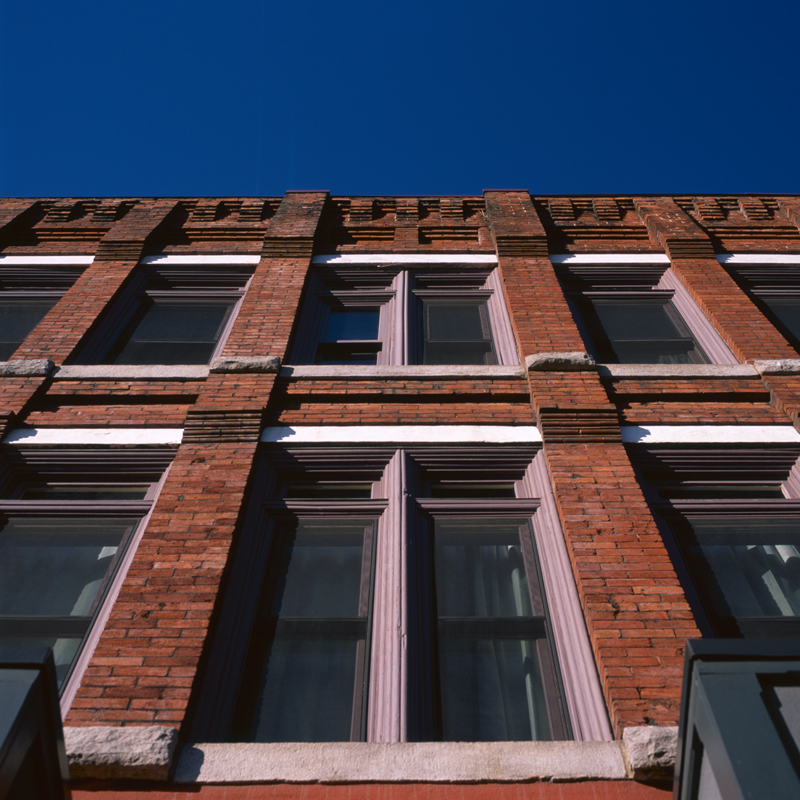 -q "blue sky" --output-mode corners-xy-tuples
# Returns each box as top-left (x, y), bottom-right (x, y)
(0, 1), (797, 198)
